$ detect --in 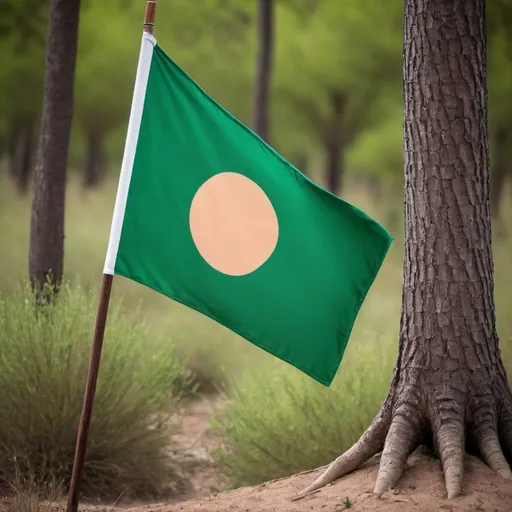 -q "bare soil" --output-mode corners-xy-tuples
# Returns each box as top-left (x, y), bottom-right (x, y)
(117, 396), (230, 508)
(122, 448), (512, 512)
